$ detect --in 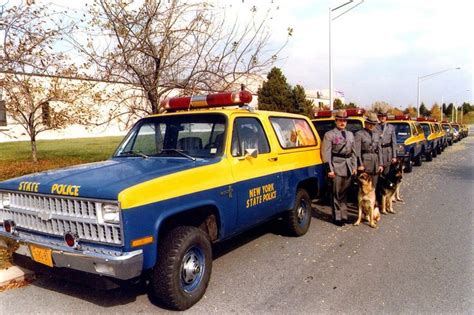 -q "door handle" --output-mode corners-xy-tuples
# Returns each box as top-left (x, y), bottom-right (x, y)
(268, 157), (278, 162)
